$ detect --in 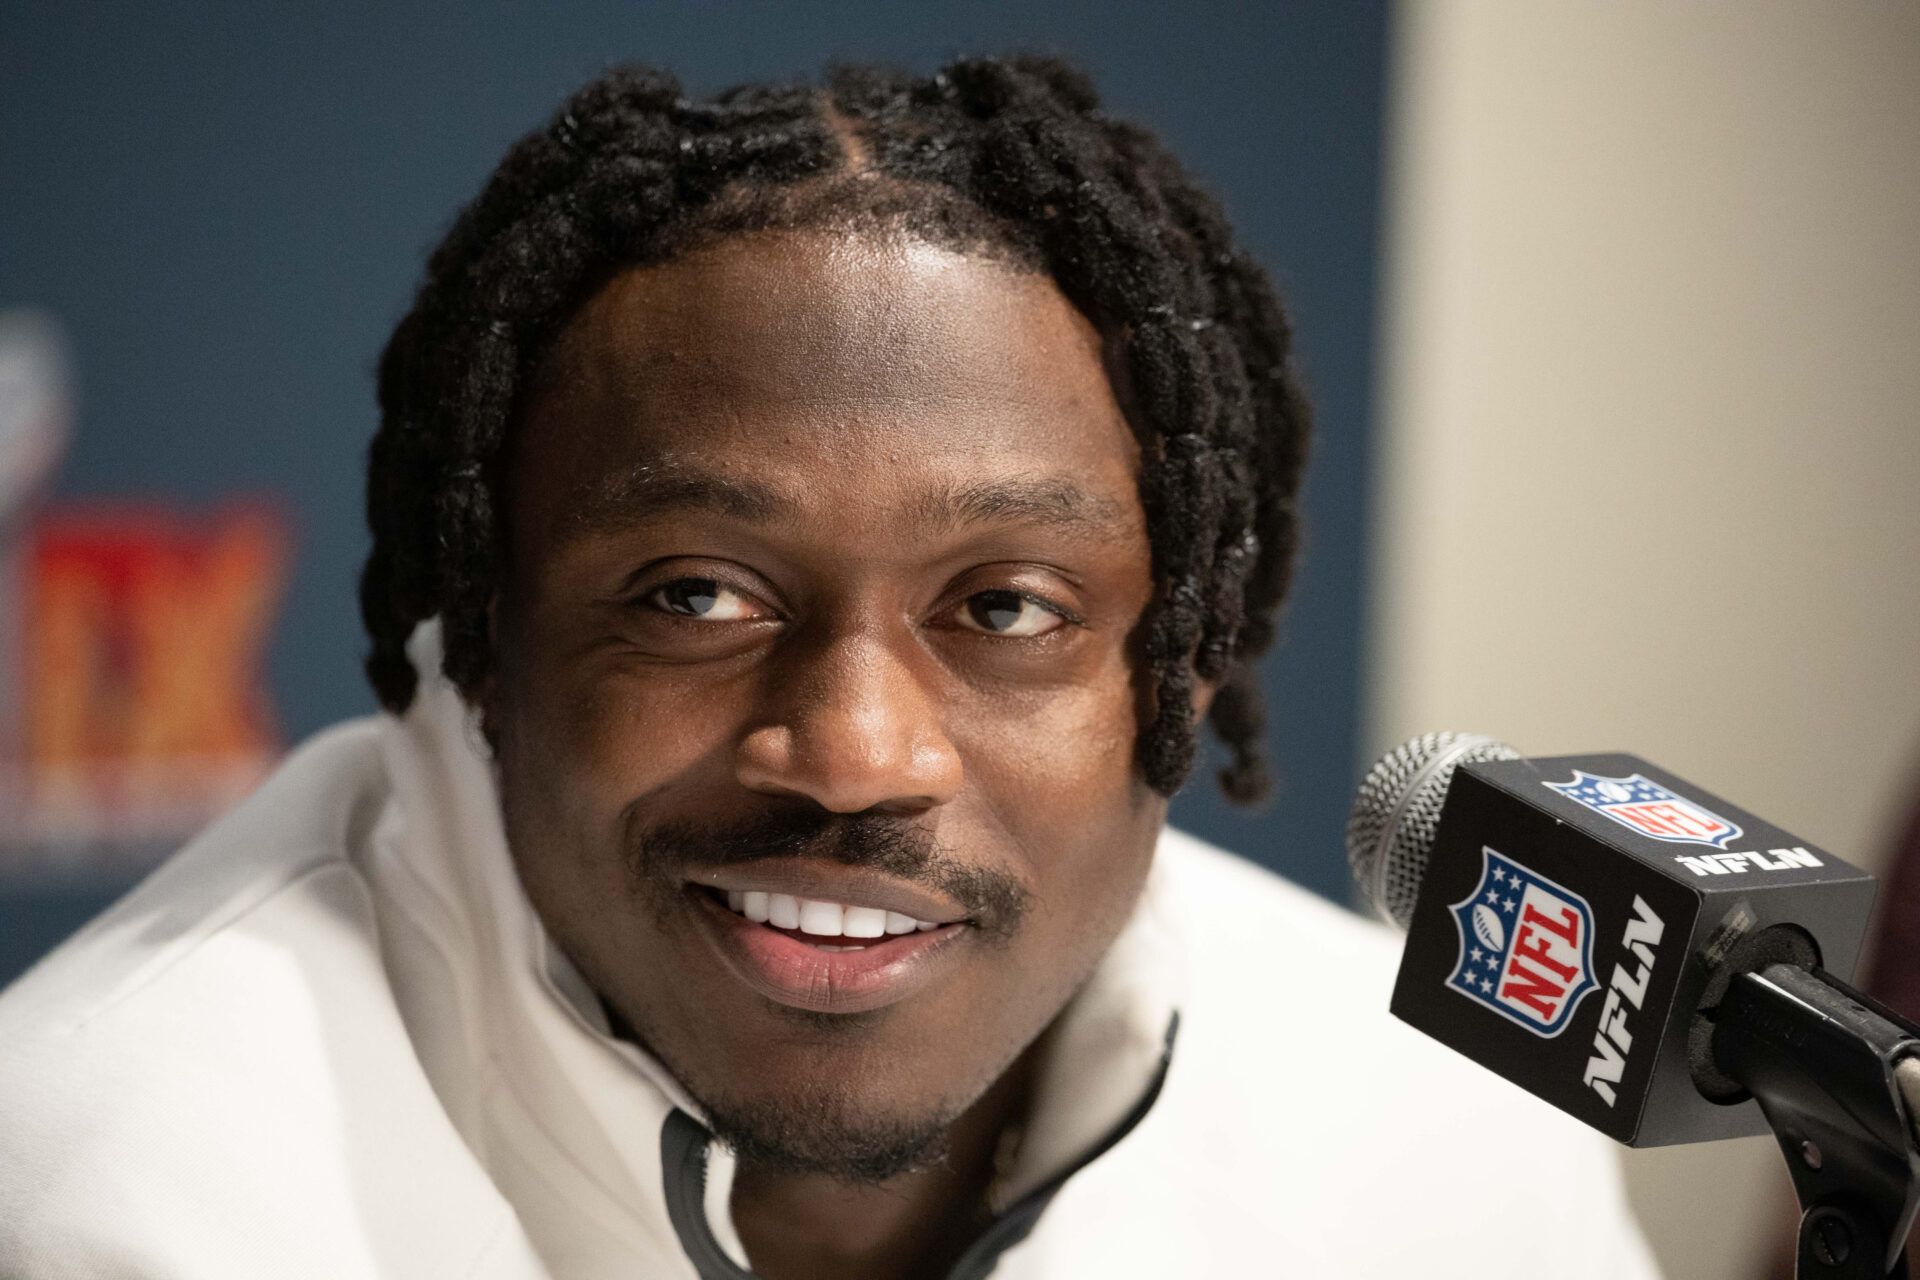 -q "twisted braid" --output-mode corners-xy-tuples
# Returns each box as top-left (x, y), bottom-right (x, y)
(363, 54), (1312, 803)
